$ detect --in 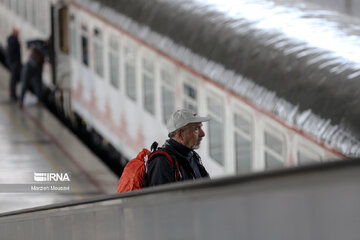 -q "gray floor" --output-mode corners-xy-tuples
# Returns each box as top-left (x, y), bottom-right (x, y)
(0, 66), (118, 213)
